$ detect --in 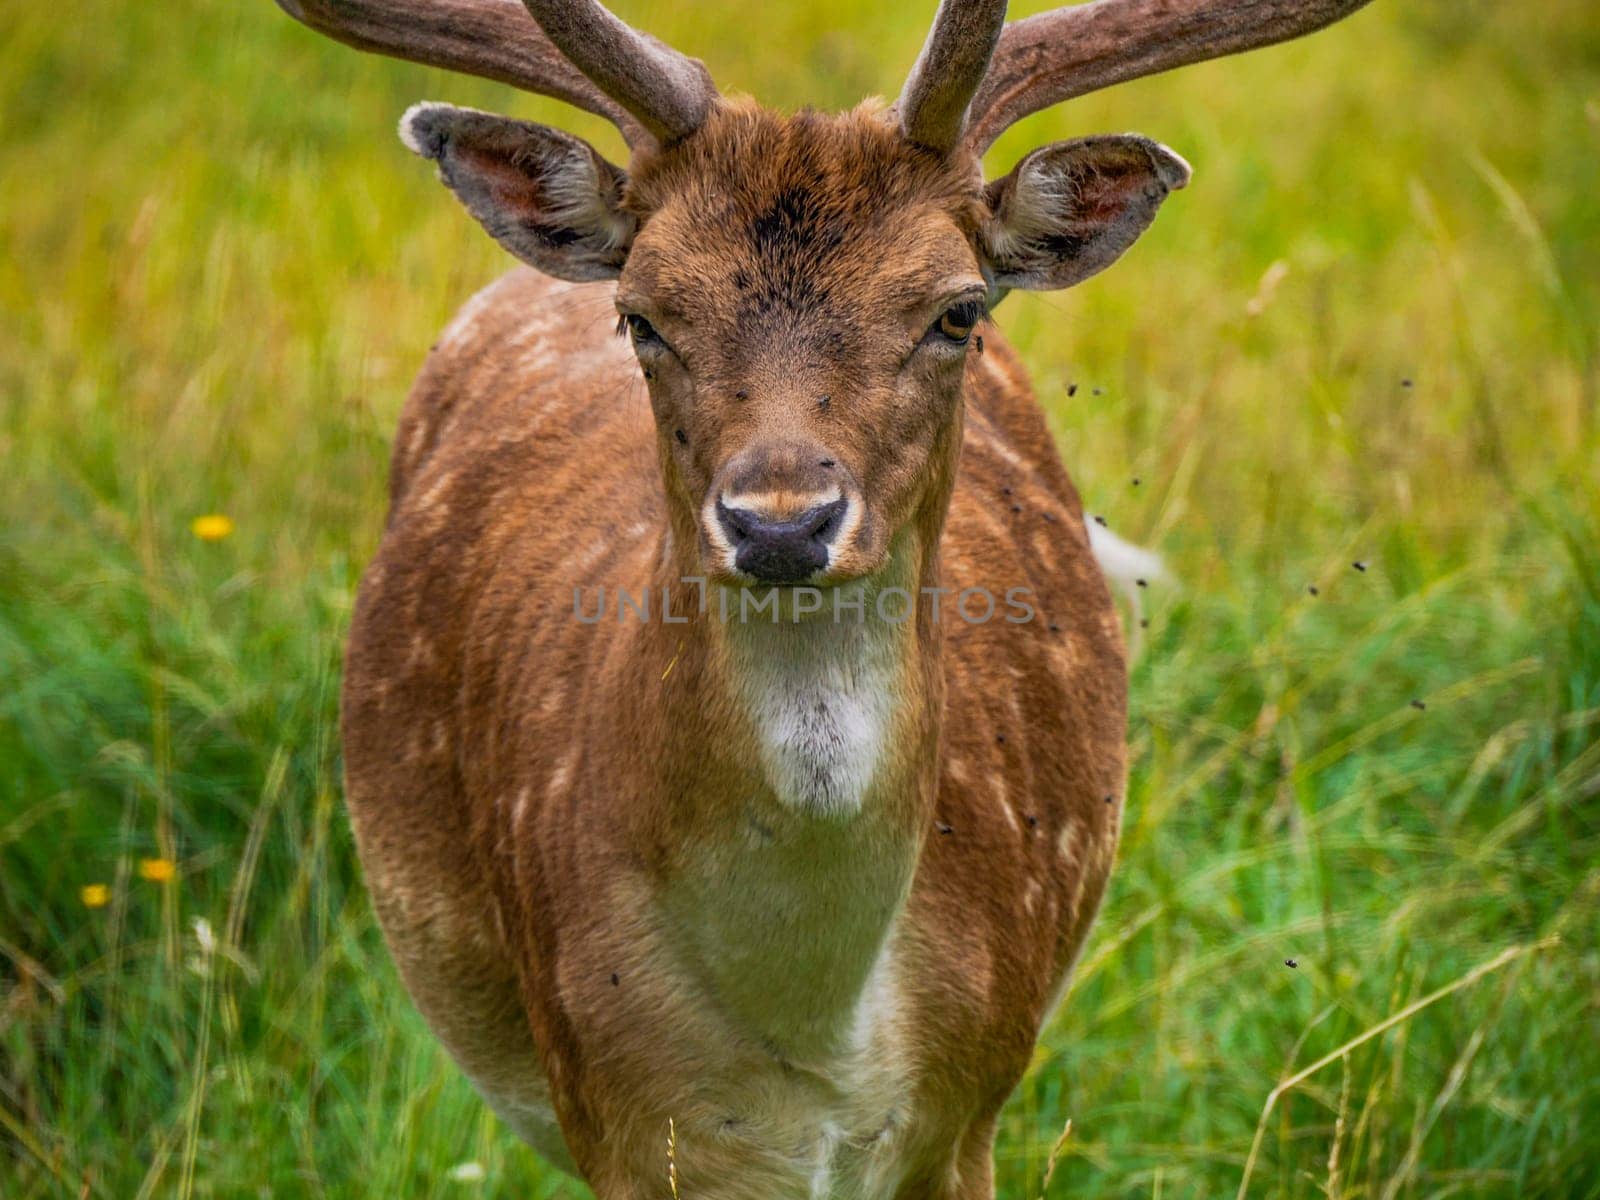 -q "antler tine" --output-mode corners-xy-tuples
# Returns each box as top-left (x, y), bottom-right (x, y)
(965, 0), (1376, 154)
(899, 0), (1010, 153)
(274, 0), (651, 149)
(520, 0), (718, 146)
